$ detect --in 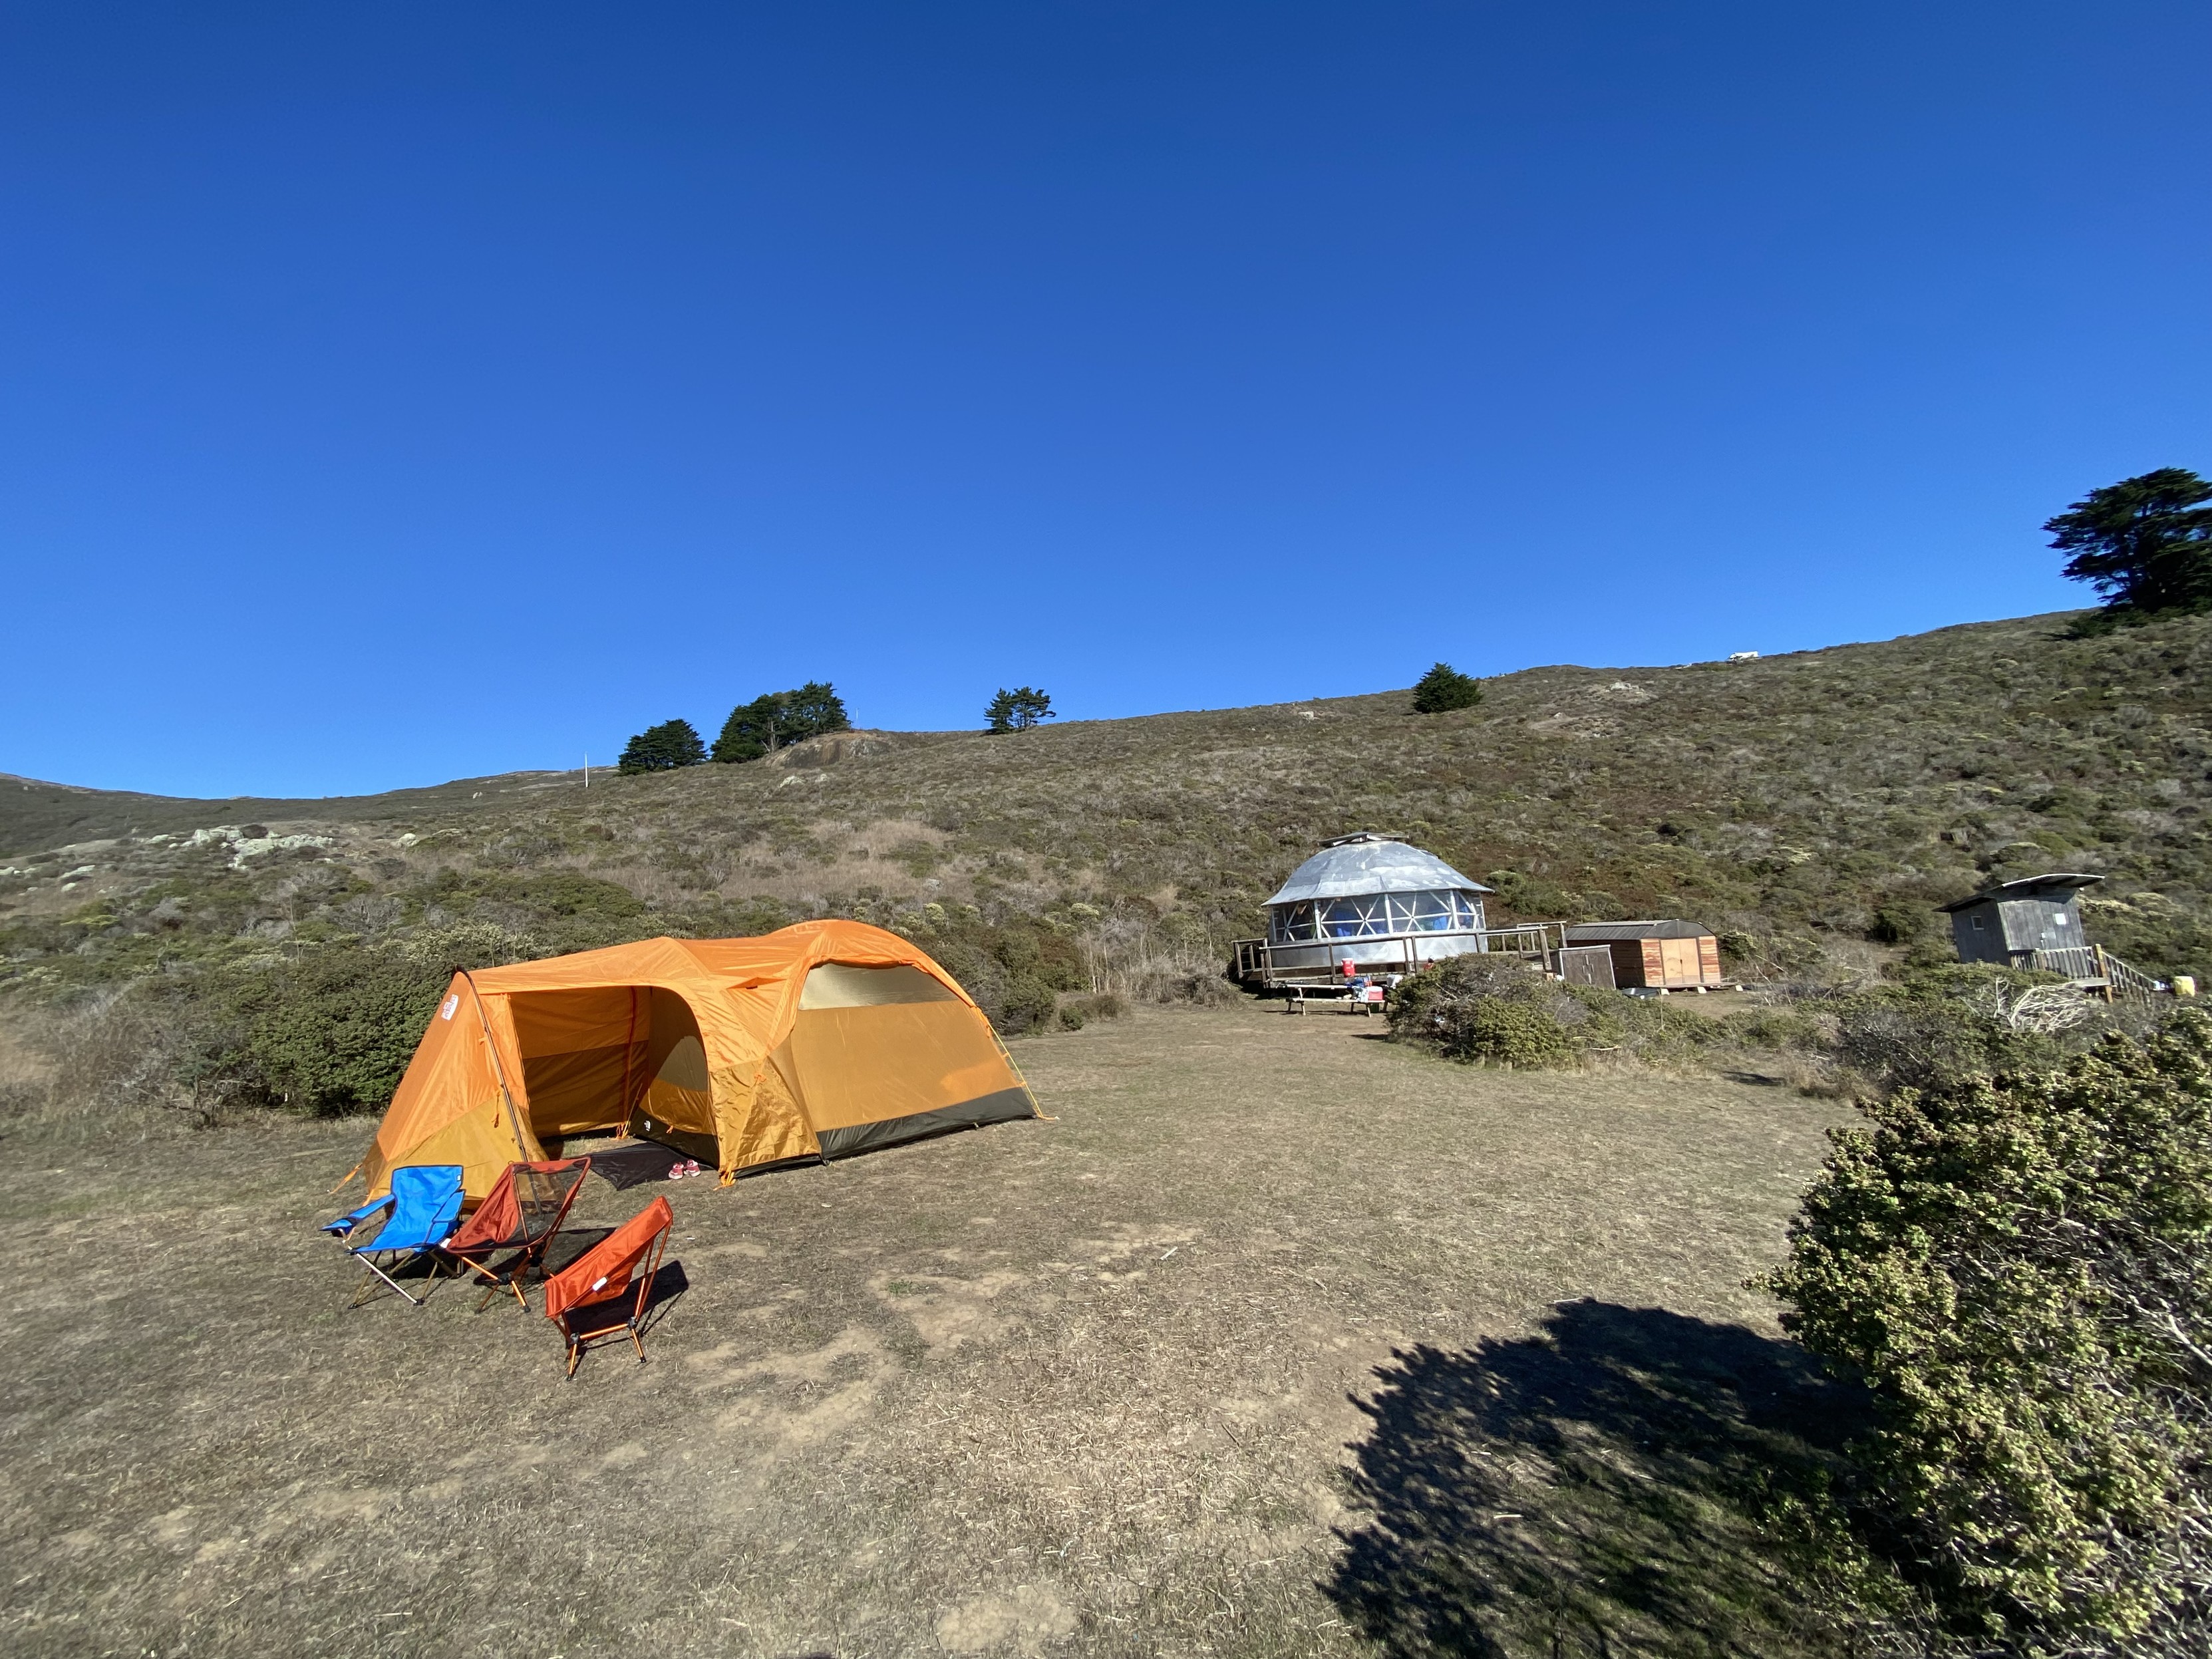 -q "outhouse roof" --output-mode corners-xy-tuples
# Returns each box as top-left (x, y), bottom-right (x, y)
(1263, 833), (1493, 907)
(1937, 872), (2104, 913)
(1563, 920), (1712, 943)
